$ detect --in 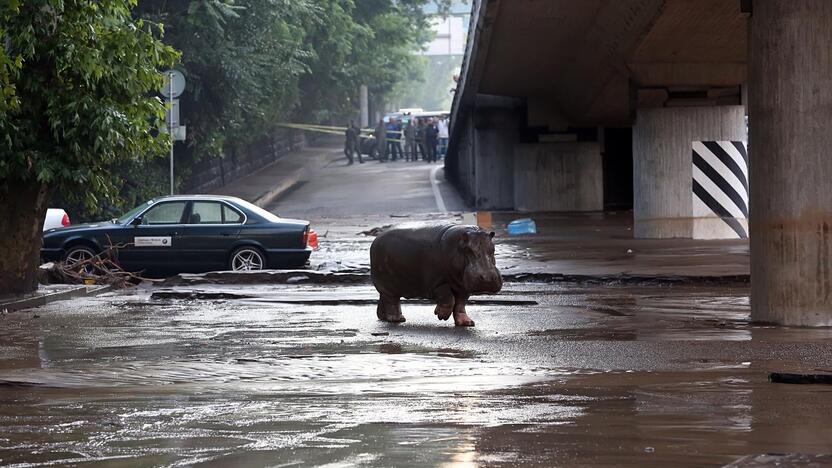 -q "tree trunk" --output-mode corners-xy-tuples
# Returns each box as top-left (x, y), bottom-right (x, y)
(0, 179), (50, 296)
